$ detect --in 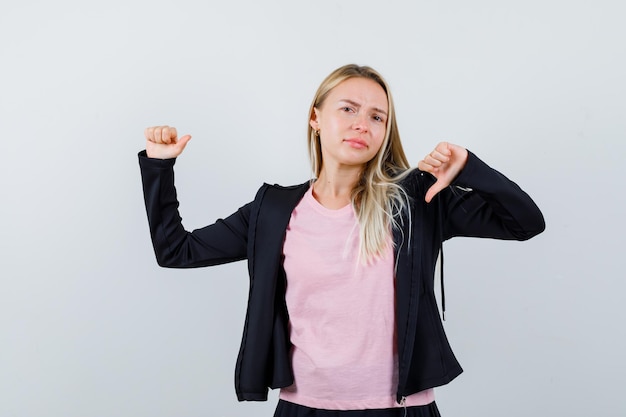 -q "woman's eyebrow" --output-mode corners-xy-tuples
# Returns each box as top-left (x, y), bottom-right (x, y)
(339, 99), (388, 116)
